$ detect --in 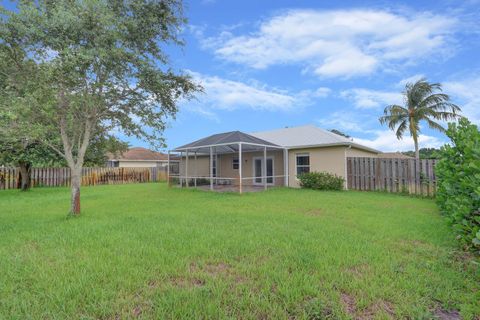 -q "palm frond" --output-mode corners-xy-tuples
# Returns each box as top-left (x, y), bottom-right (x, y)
(379, 105), (408, 130)
(419, 93), (450, 108)
(429, 111), (461, 121)
(395, 120), (408, 139)
(425, 118), (446, 133)
(381, 78), (462, 142)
